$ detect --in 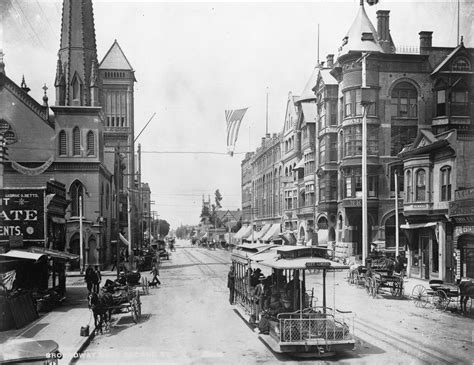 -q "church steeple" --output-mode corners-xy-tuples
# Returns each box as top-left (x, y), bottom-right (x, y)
(57, 0), (99, 106)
